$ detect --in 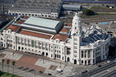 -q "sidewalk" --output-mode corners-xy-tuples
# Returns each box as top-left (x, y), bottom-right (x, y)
(0, 63), (48, 77)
